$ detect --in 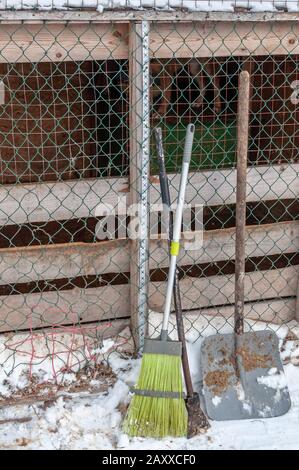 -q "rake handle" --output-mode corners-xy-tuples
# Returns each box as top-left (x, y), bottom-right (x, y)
(235, 71), (250, 336)
(154, 127), (194, 398)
